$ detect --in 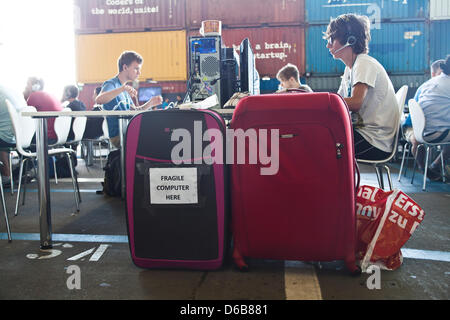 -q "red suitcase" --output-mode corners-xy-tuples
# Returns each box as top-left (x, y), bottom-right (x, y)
(229, 92), (358, 273)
